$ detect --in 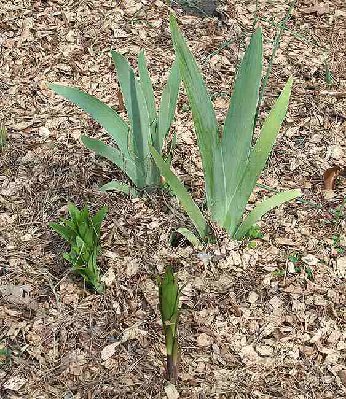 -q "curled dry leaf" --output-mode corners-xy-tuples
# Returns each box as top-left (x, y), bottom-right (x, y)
(323, 166), (341, 190)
